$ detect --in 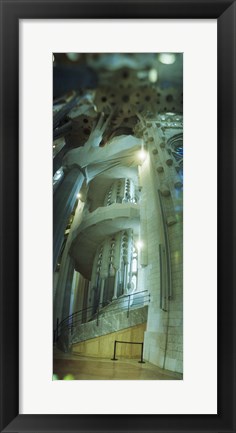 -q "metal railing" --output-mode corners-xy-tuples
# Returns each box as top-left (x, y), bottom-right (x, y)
(111, 340), (145, 363)
(54, 290), (150, 343)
